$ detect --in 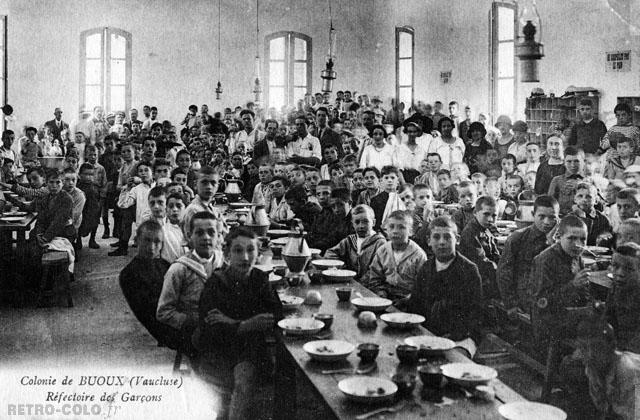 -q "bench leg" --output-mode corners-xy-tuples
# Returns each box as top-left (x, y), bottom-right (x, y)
(62, 268), (73, 308)
(173, 352), (183, 372)
(37, 265), (51, 307)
